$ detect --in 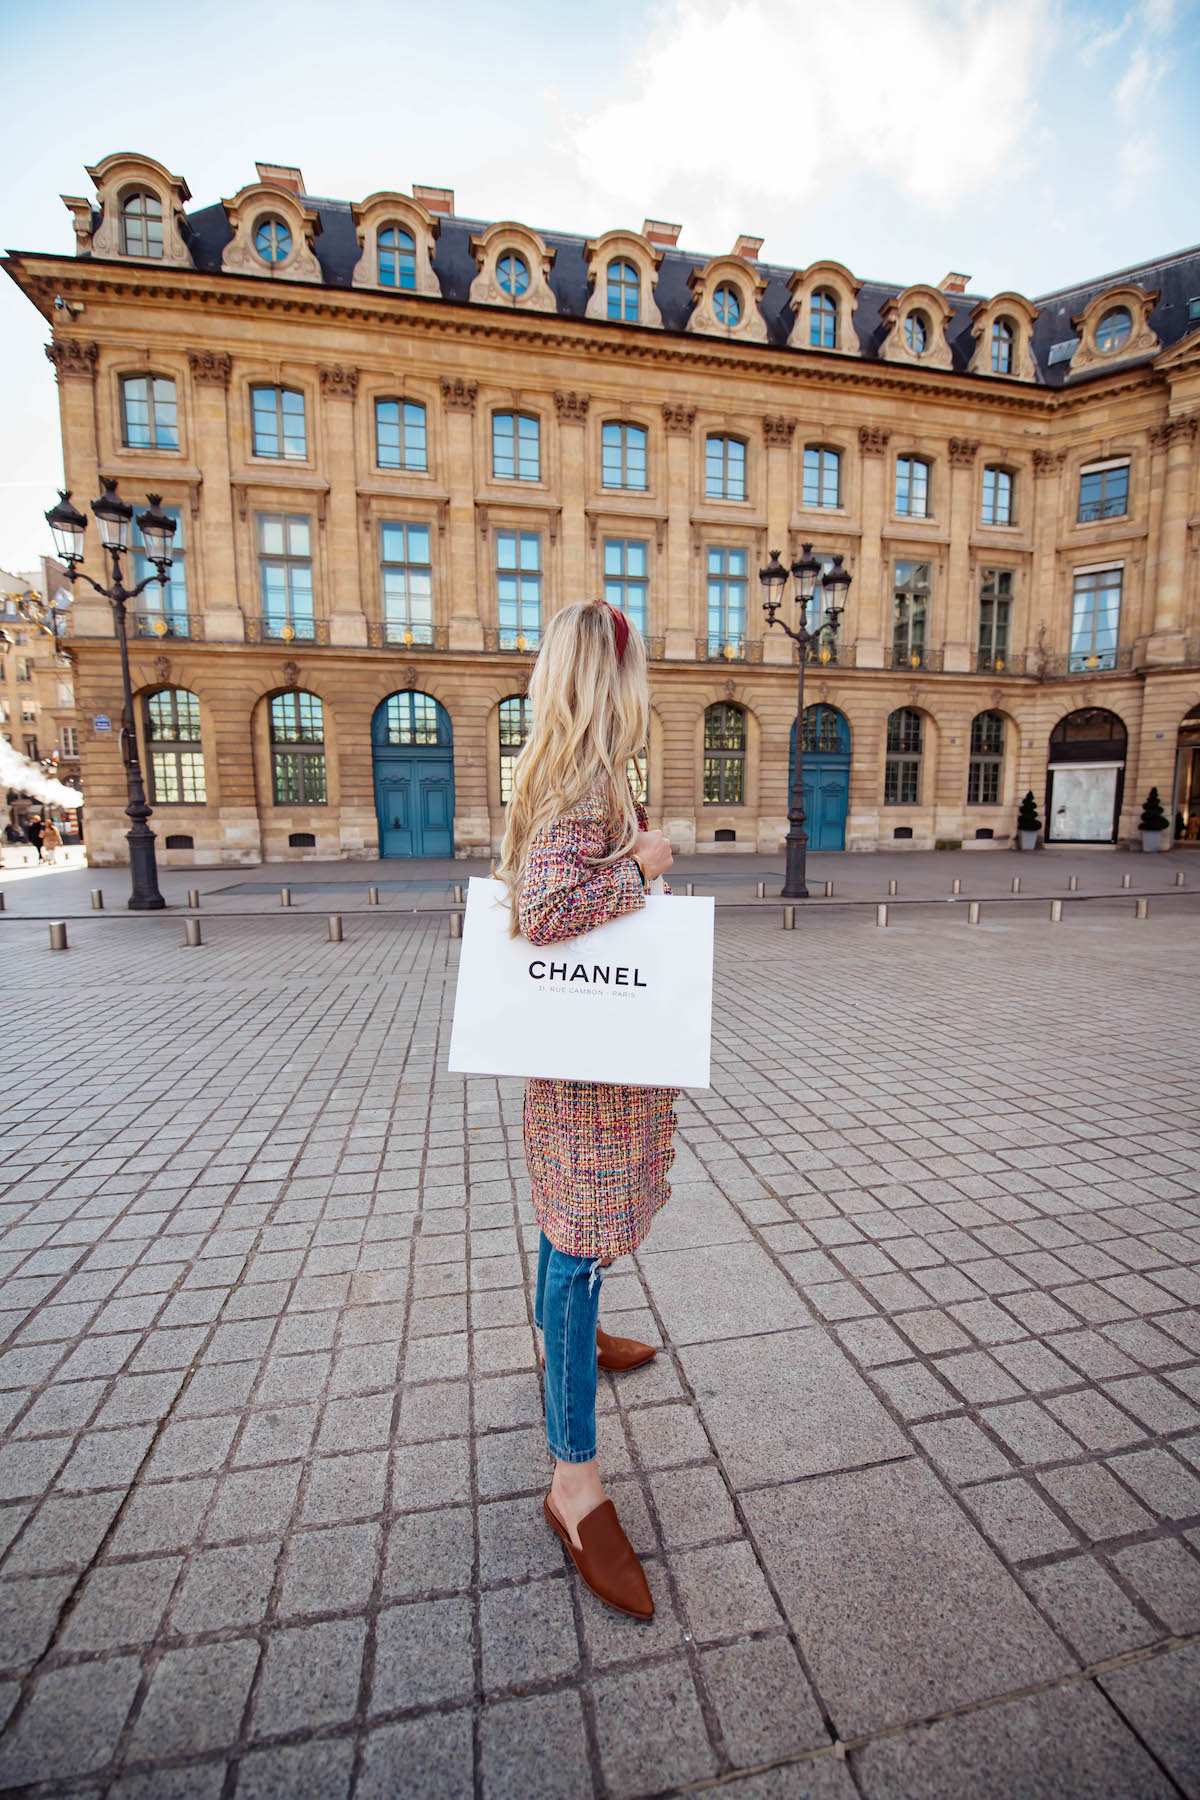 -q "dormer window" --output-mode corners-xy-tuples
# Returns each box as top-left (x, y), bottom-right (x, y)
(379, 226), (416, 288)
(810, 290), (837, 348)
(992, 319), (1014, 373)
(607, 260), (639, 321)
(904, 312), (929, 354)
(1096, 307), (1132, 352)
(498, 252), (530, 297)
(121, 191), (163, 258)
(255, 217), (293, 264)
(713, 284), (742, 326)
